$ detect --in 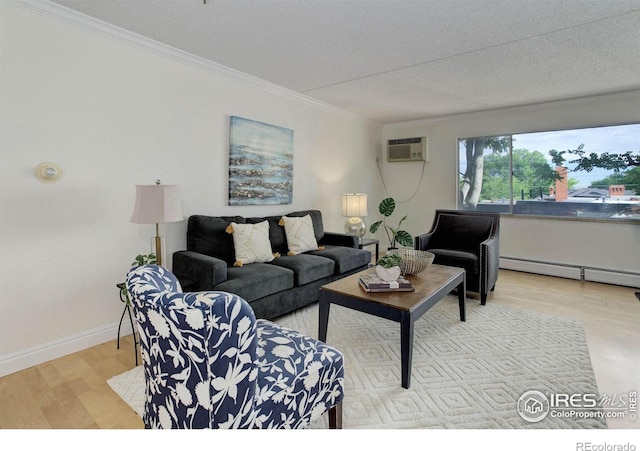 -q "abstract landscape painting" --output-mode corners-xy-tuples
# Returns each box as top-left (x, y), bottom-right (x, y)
(228, 116), (294, 205)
